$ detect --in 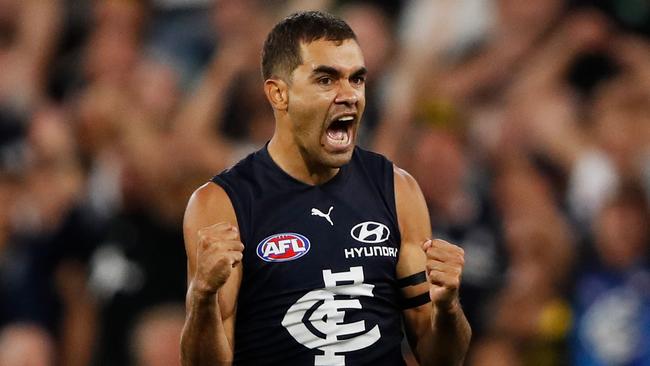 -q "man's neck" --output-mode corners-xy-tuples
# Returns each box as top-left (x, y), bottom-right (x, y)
(267, 135), (339, 186)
